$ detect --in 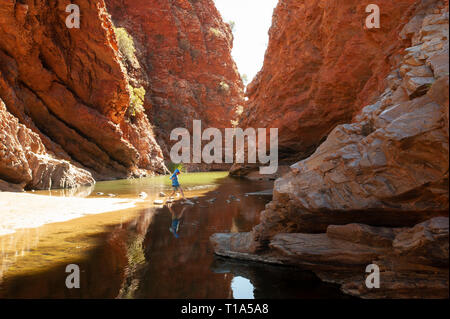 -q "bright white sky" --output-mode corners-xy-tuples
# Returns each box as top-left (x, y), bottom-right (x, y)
(213, 0), (278, 84)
